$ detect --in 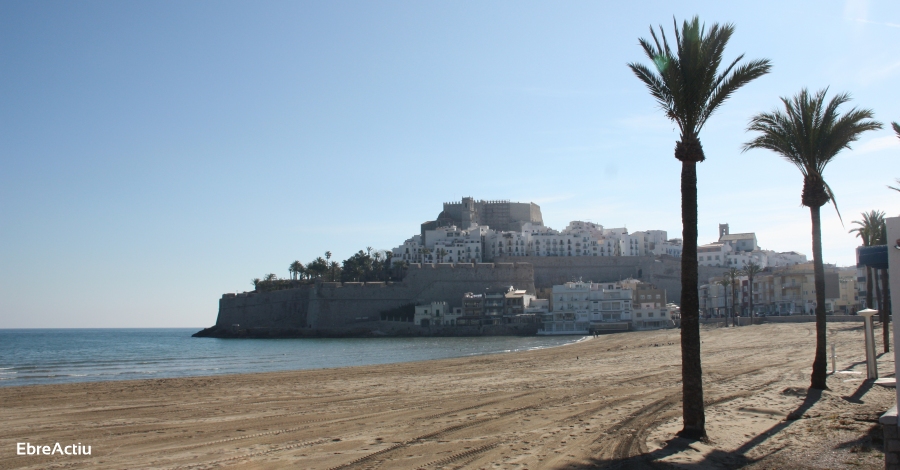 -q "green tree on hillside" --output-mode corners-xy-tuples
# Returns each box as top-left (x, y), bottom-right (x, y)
(289, 260), (303, 281)
(628, 16), (771, 439)
(743, 88), (882, 389)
